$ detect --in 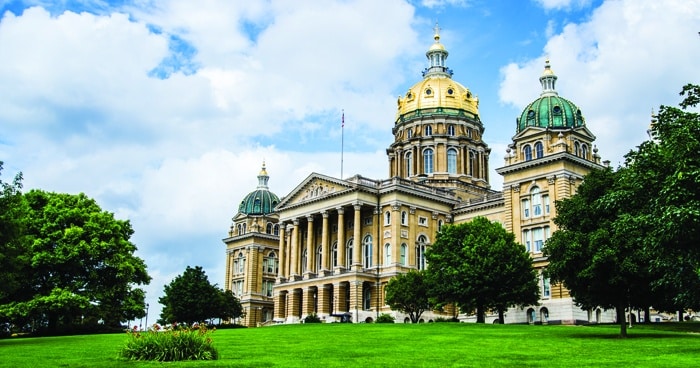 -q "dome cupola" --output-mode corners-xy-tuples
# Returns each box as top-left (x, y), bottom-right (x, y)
(395, 23), (480, 122)
(516, 60), (585, 133)
(238, 162), (280, 215)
